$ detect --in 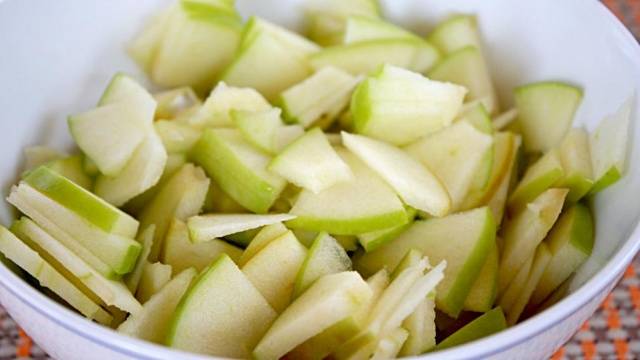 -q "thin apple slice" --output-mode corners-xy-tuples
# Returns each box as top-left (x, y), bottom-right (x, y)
(434, 307), (507, 351)
(371, 327), (409, 360)
(270, 128), (353, 194)
(305, 0), (380, 46)
(128, 6), (173, 73)
(253, 271), (372, 360)
(168, 254), (277, 358)
(11, 217), (142, 314)
(242, 231), (307, 312)
(399, 296), (436, 356)
(350, 64), (466, 146)
(356, 207), (495, 317)
(493, 108), (518, 130)
(153, 86), (201, 120)
(531, 204), (594, 305)
(136, 262), (172, 304)
(124, 225), (155, 294)
(191, 128), (286, 213)
(232, 108), (284, 154)
(506, 243), (552, 325)
(590, 96), (633, 194)
(343, 132), (450, 217)
(515, 82), (583, 153)
(274, 125), (306, 153)
(556, 128), (594, 202)
(507, 148), (565, 211)
(44, 155), (93, 191)
(239, 222), (289, 266)
(499, 188), (568, 294)
(203, 180), (248, 214)
(498, 253), (534, 314)
(139, 163), (210, 261)
(118, 268), (197, 344)
(357, 208), (417, 252)
(405, 121), (493, 210)
(343, 16), (420, 44)
(428, 15), (483, 55)
(163, 218), (242, 272)
(293, 232), (352, 298)
(242, 16), (320, 58)
(154, 120), (201, 154)
(463, 240), (498, 313)
(486, 137), (521, 224)
(0, 226), (113, 324)
(187, 213), (295, 243)
(287, 148), (407, 235)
